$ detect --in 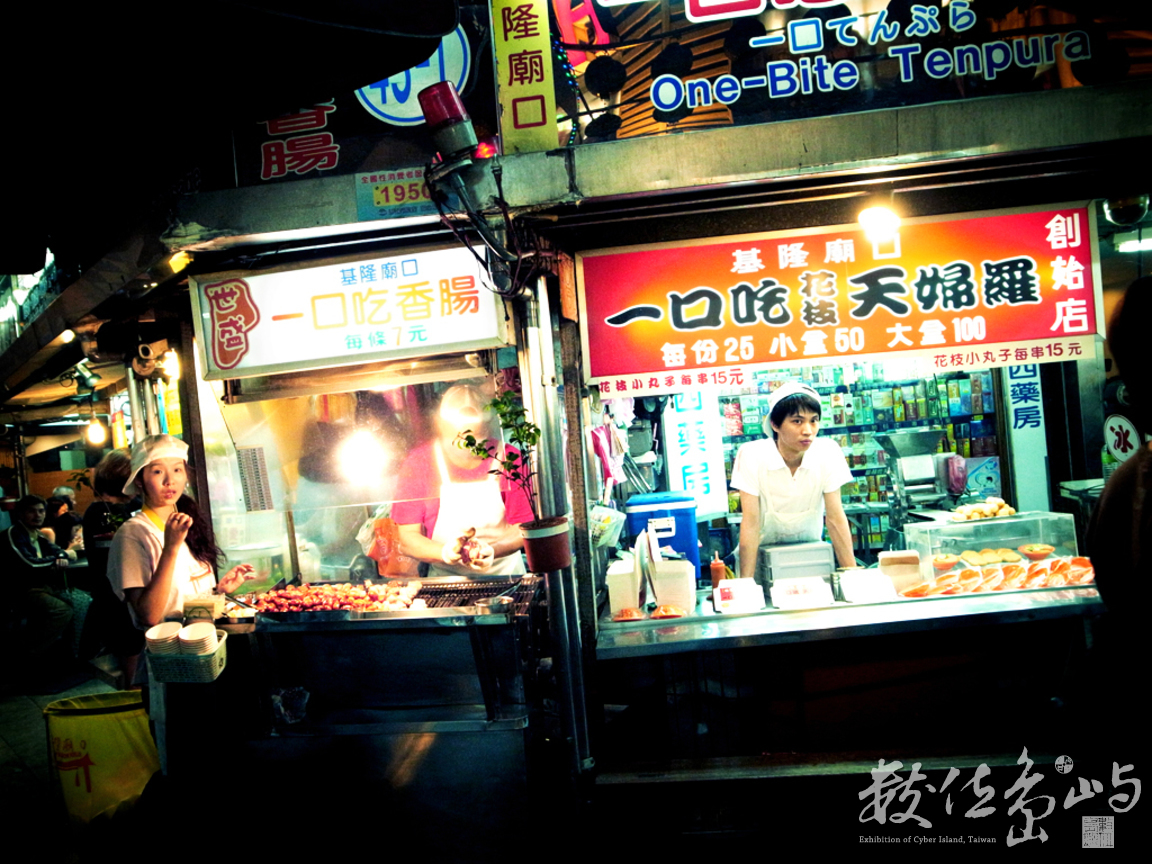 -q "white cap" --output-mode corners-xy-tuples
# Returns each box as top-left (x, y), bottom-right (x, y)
(767, 381), (821, 415)
(123, 434), (189, 496)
